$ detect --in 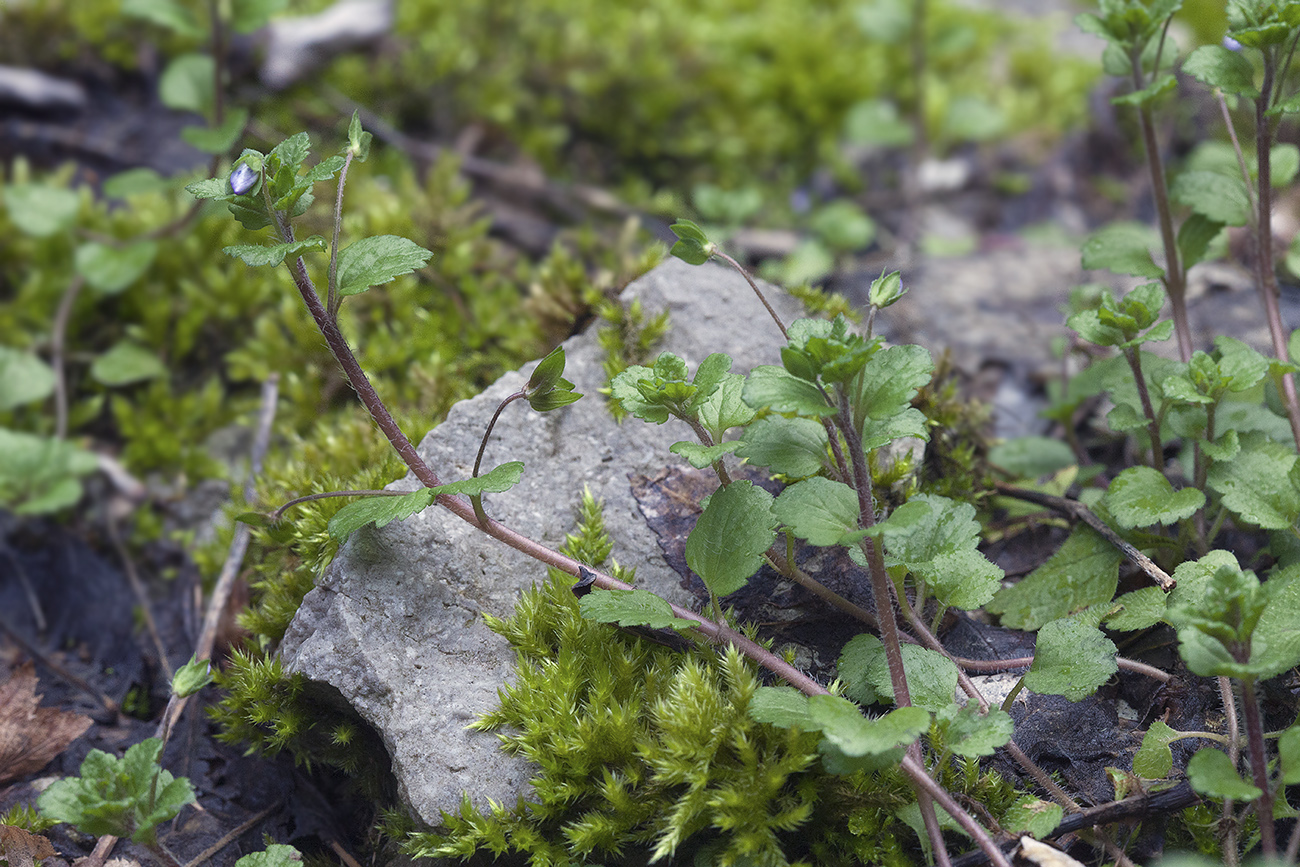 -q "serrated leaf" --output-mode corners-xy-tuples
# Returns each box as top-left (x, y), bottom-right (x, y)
(1104, 466), (1205, 528)
(735, 416), (829, 478)
(988, 436), (1077, 480)
(871, 494), (1002, 610)
(90, 342), (167, 386)
(848, 344), (934, 445)
(807, 697), (929, 757)
(988, 525), (1121, 631)
(773, 477), (860, 546)
(0, 348), (56, 410)
(1081, 223), (1164, 278)
(1133, 719), (1179, 779)
(1215, 336), (1270, 392)
(577, 589), (697, 630)
(223, 236), (326, 267)
(335, 235), (434, 296)
(1003, 796), (1063, 838)
(742, 365), (835, 416)
(1207, 432), (1300, 529)
(684, 480), (776, 597)
(1112, 73), (1177, 107)
(328, 489), (437, 540)
(669, 440), (742, 468)
(185, 176), (231, 201)
(1171, 171), (1250, 226)
(837, 634), (959, 713)
(159, 53), (214, 114)
(1187, 748), (1261, 800)
(3, 183), (80, 237)
(696, 373), (754, 439)
(1252, 566), (1300, 679)
(1105, 587), (1168, 631)
(1182, 44), (1260, 97)
(1024, 617), (1118, 701)
(233, 845), (302, 867)
(748, 686), (814, 729)
(934, 704), (1014, 757)
(268, 132), (310, 171)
